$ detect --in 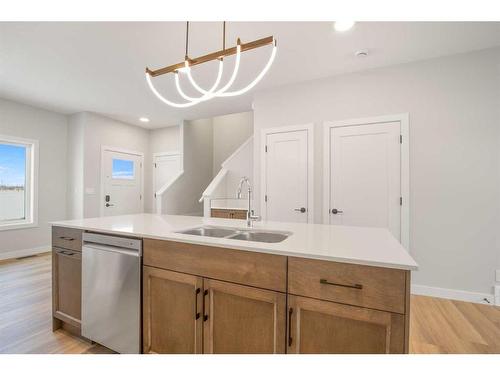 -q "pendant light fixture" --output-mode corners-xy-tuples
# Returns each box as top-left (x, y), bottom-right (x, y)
(145, 22), (277, 108)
